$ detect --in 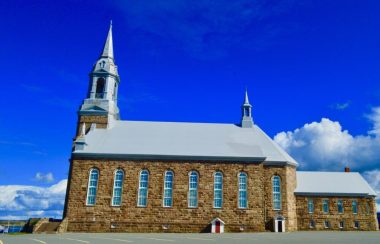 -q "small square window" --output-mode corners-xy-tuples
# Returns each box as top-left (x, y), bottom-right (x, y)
(324, 220), (330, 229)
(354, 221), (359, 229)
(309, 220), (315, 229)
(339, 221), (344, 229)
